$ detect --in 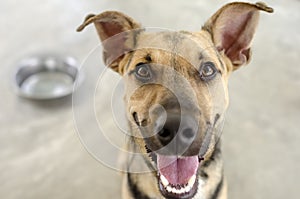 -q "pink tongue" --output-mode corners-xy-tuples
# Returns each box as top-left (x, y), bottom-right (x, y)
(157, 155), (199, 185)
